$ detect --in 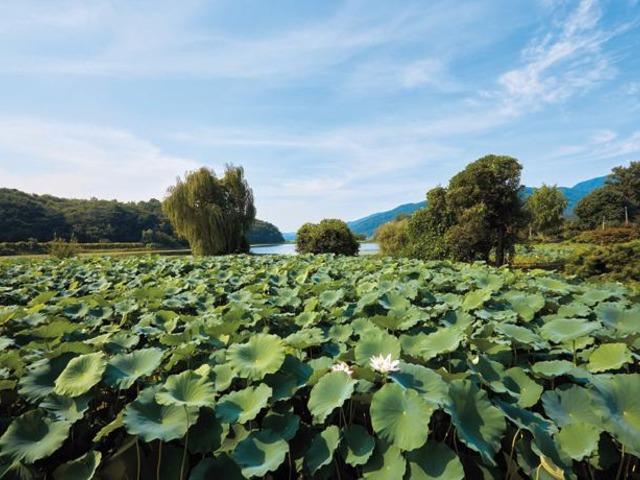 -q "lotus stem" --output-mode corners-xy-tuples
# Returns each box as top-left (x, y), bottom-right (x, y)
(615, 444), (625, 480)
(506, 428), (521, 480)
(181, 406), (190, 480)
(572, 340), (577, 365)
(157, 441), (163, 480)
(135, 438), (141, 480)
